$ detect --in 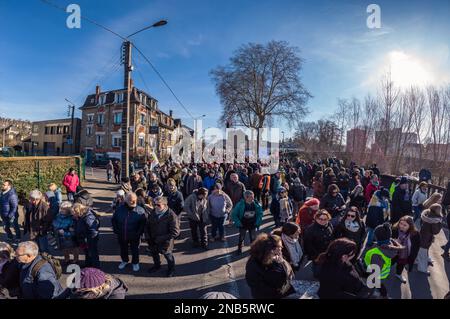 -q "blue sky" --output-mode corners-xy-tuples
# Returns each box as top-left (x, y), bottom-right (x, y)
(0, 0), (449, 136)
